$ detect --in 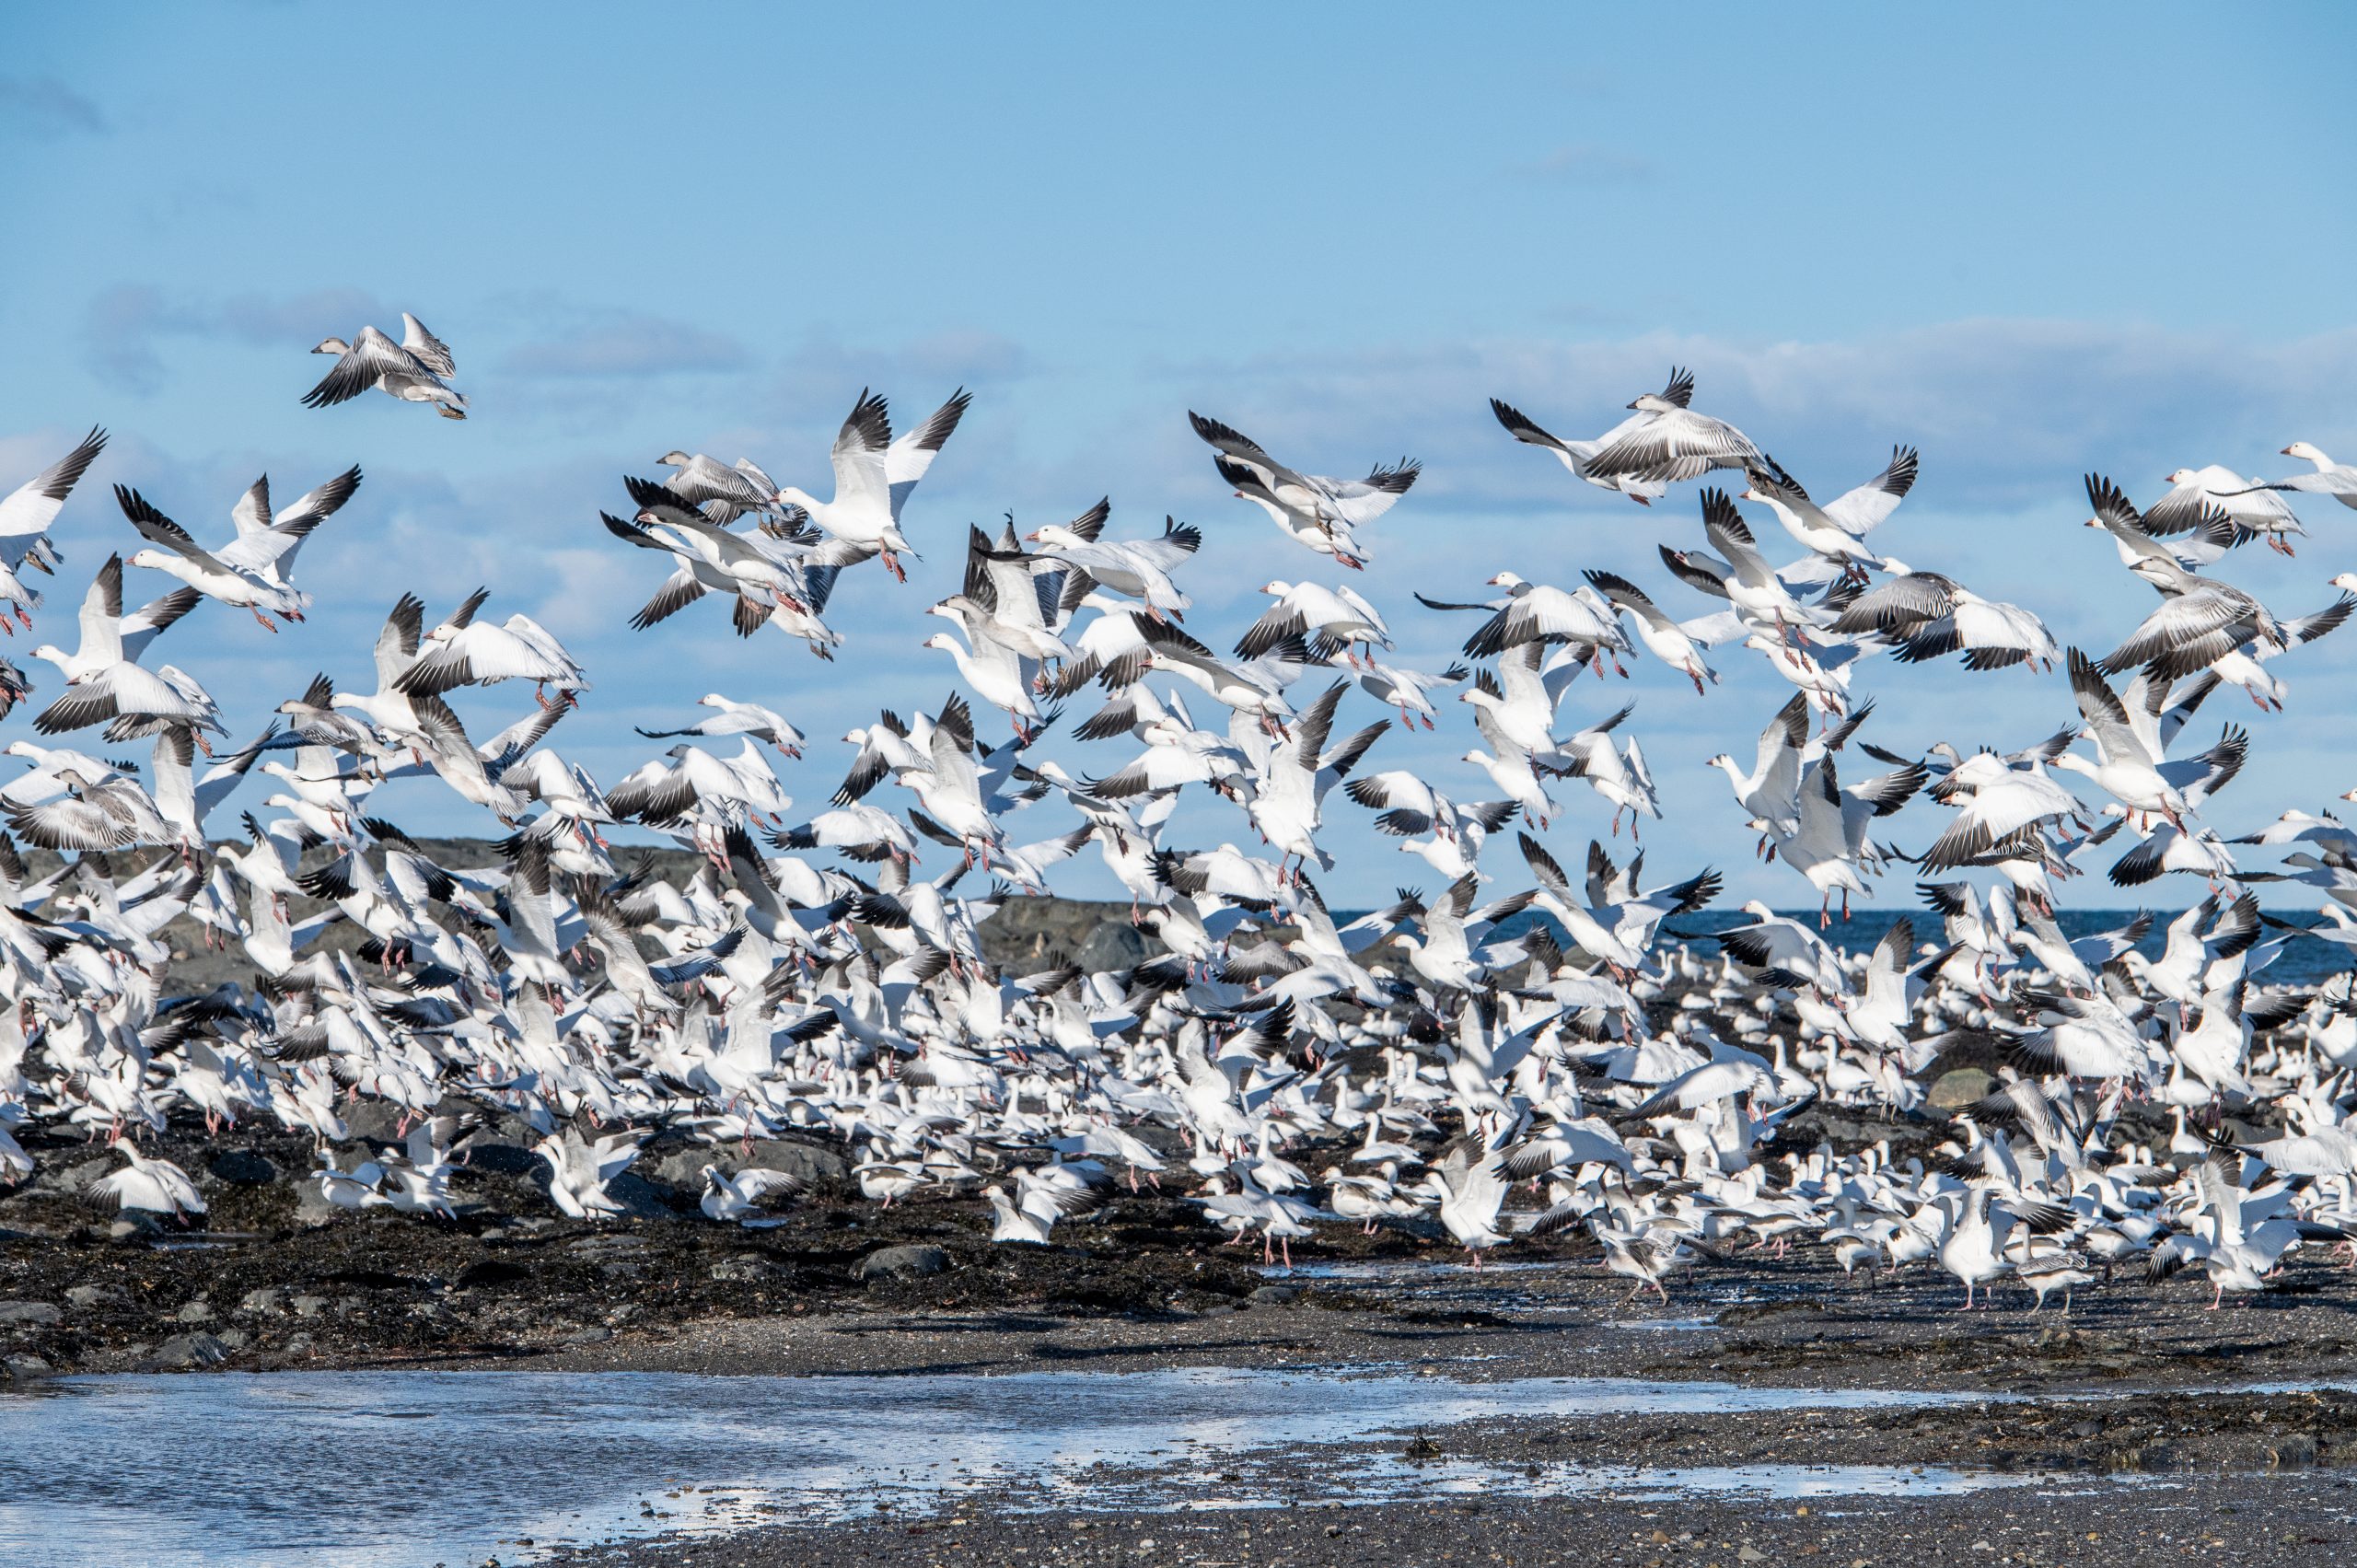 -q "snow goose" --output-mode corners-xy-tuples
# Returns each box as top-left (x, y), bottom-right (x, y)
(771, 387), (970, 581)
(1487, 374), (1700, 505)
(659, 450), (783, 522)
(700, 1163), (806, 1223)
(2056, 651), (2240, 833)
(534, 1126), (644, 1221)
(2201, 589), (2352, 710)
(116, 485), (309, 629)
(2083, 471), (2240, 571)
(2100, 552), (2285, 683)
(1190, 411), (1419, 559)
(0, 425), (105, 626)
(1418, 1144), (1515, 1264)
(1833, 560), (2059, 672)
(1026, 503), (1198, 621)
(4, 763), (173, 851)
(2152, 464), (2305, 554)
(1705, 691), (1810, 842)
(303, 313), (467, 418)
(1663, 491), (1830, 640)
(84, 1145), (206, 1220)
(2241, 441), (2357, 512)
(30, 557), (221, 738)
(1738, 456), (1898, 577)
(1337, 652), (1467, 730)
(1234, 580), (1391, 665)
(1135, 619), (1295, 733)
(920, 625), (1040, 737)
(1578, 368), (1762, 485)
(223, 466), (363, 594)
(394, 589), (587, 703)
(1584, 570), (1717, 693)
(636, 692), (804, 756)
(1241, 680), (1385, 877)
(626, 476), (822, 611)
(1434, 572), (1625, 665)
